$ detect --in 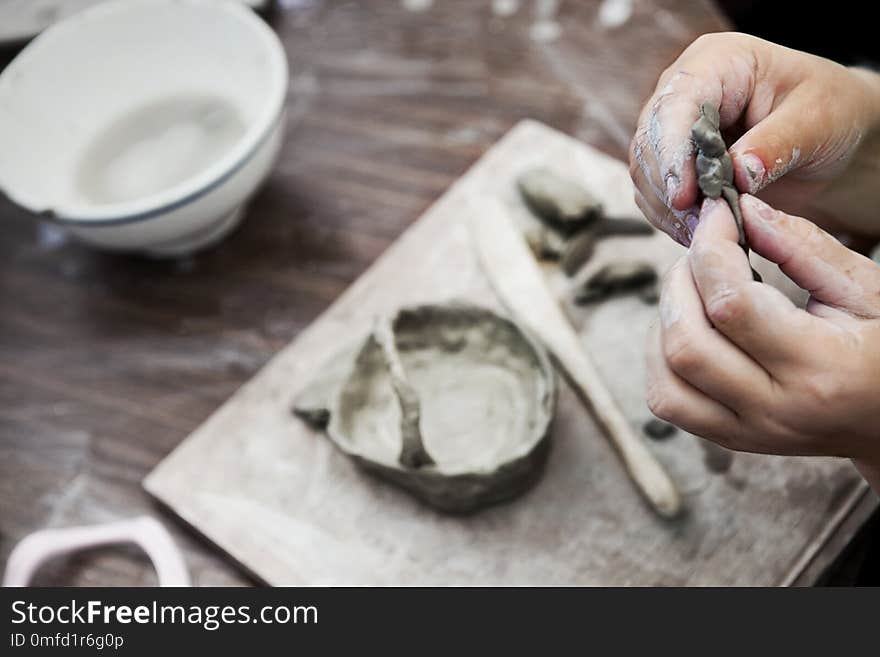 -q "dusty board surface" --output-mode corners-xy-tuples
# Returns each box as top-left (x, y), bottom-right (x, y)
(145, 120), (866, 585)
